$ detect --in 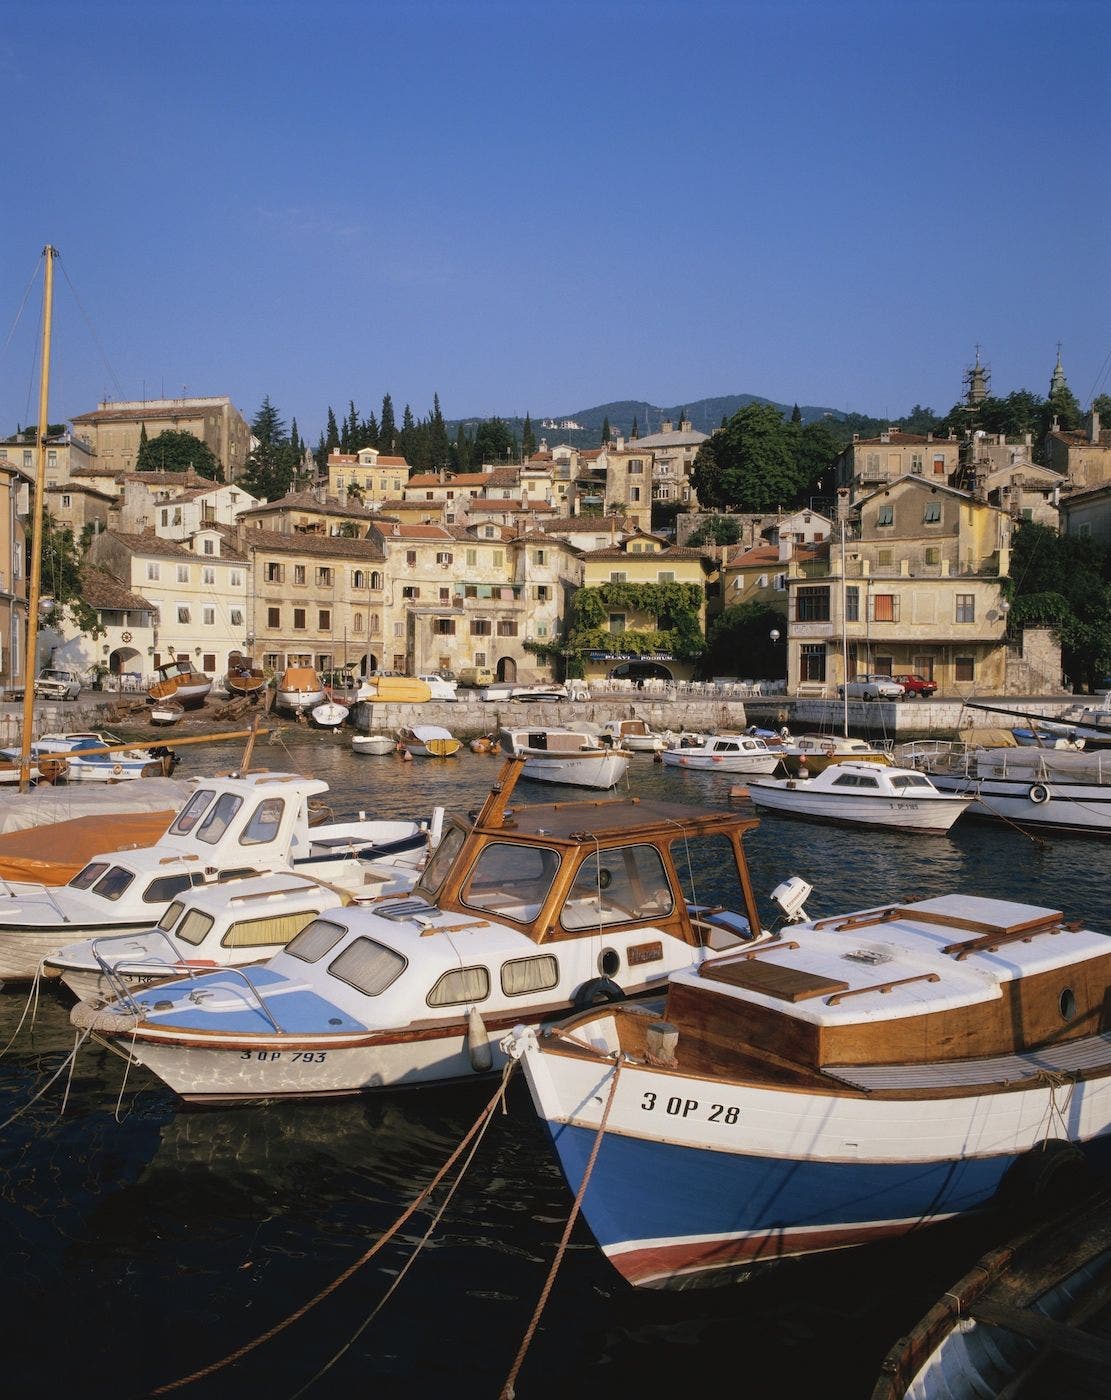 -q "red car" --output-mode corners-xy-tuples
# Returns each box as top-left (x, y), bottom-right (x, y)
(893, 673), (937, 698)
